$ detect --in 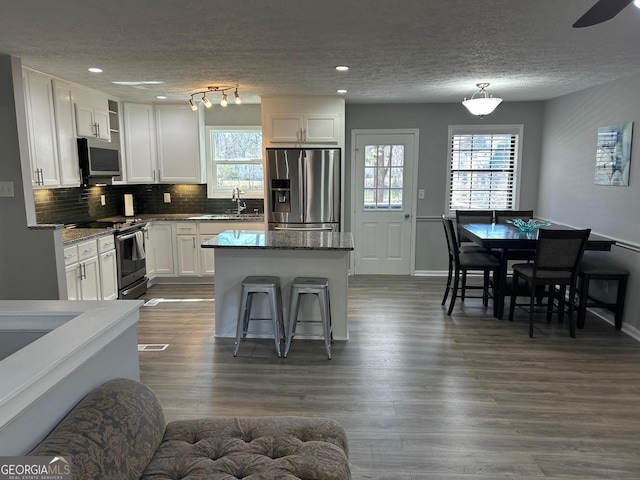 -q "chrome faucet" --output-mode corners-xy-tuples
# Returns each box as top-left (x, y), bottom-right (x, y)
(232, 186), (246, 215)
